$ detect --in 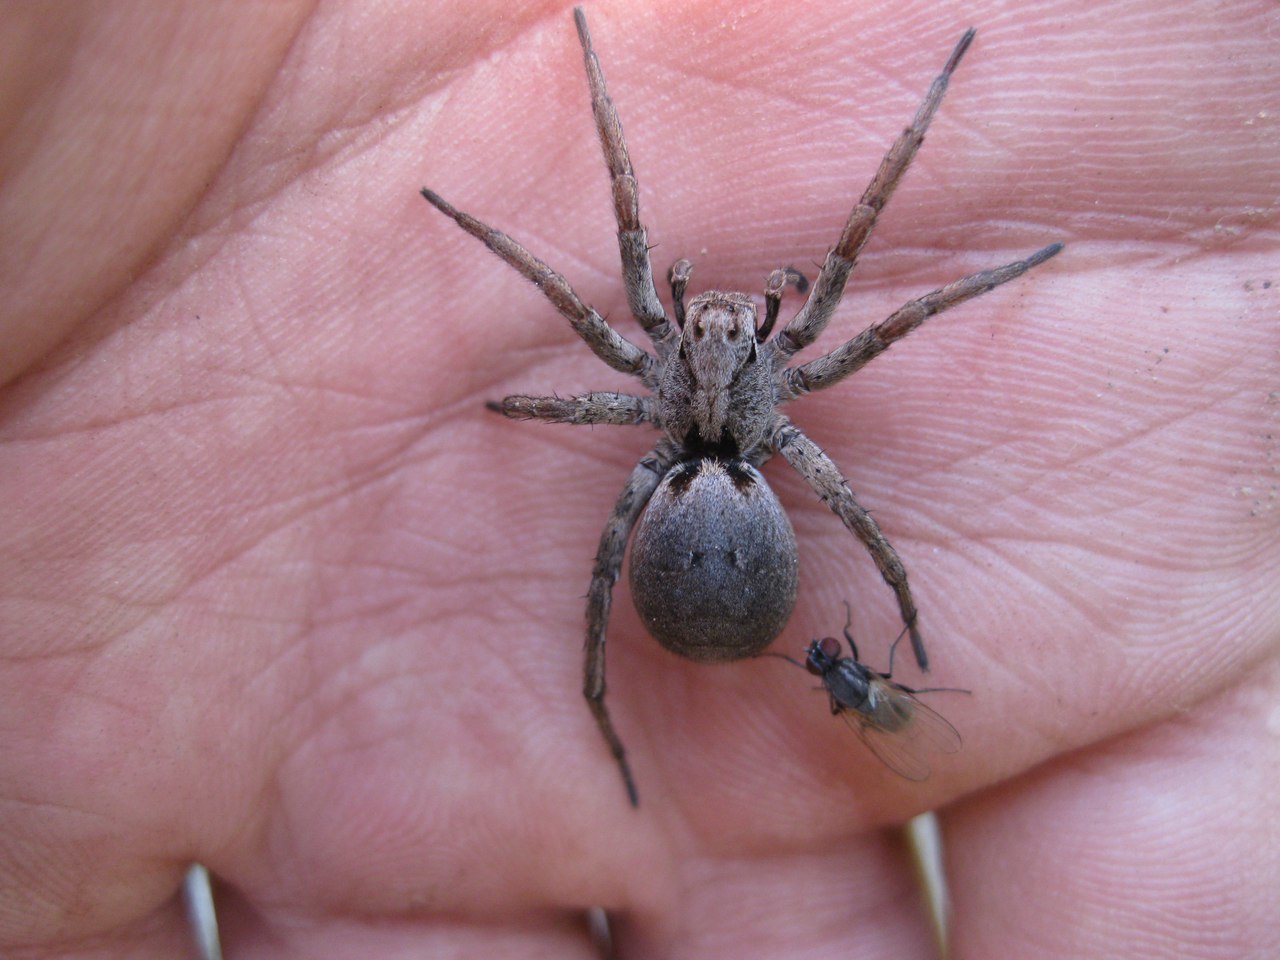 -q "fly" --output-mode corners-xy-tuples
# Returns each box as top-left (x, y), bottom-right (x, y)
(777, 608), (966, 781)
